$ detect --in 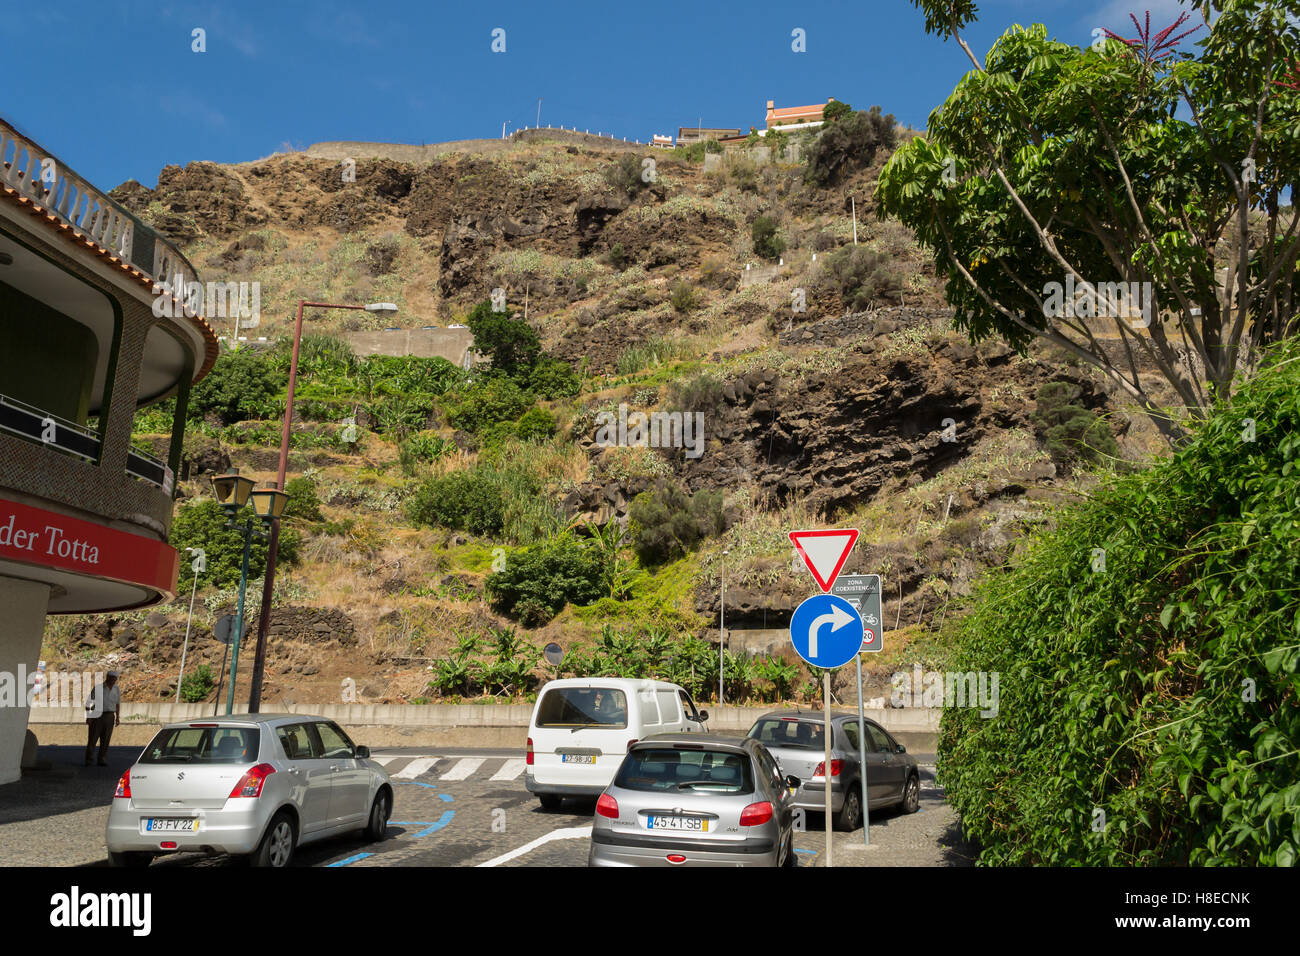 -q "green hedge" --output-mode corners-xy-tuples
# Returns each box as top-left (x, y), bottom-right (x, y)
(939, 341), (1300, 865)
